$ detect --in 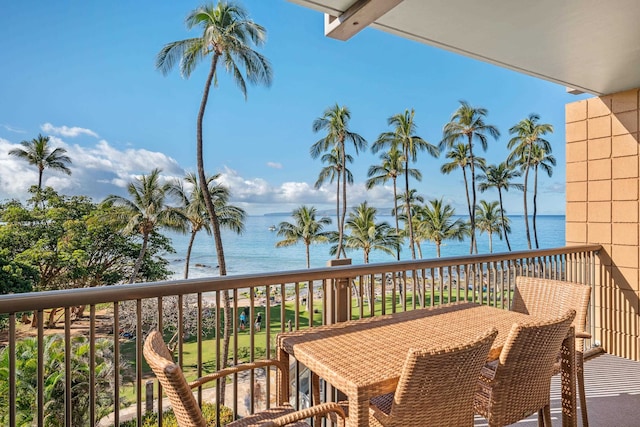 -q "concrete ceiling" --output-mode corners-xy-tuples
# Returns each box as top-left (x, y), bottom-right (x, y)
(289, 0), (640, 96)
